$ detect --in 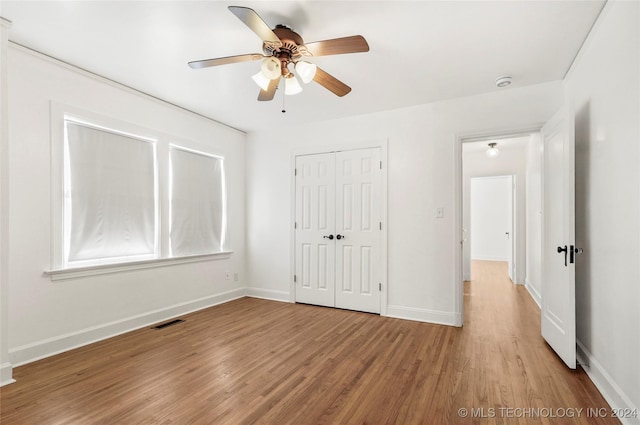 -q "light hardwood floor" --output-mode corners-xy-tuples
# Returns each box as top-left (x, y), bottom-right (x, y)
(1, 261), (620, 424)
